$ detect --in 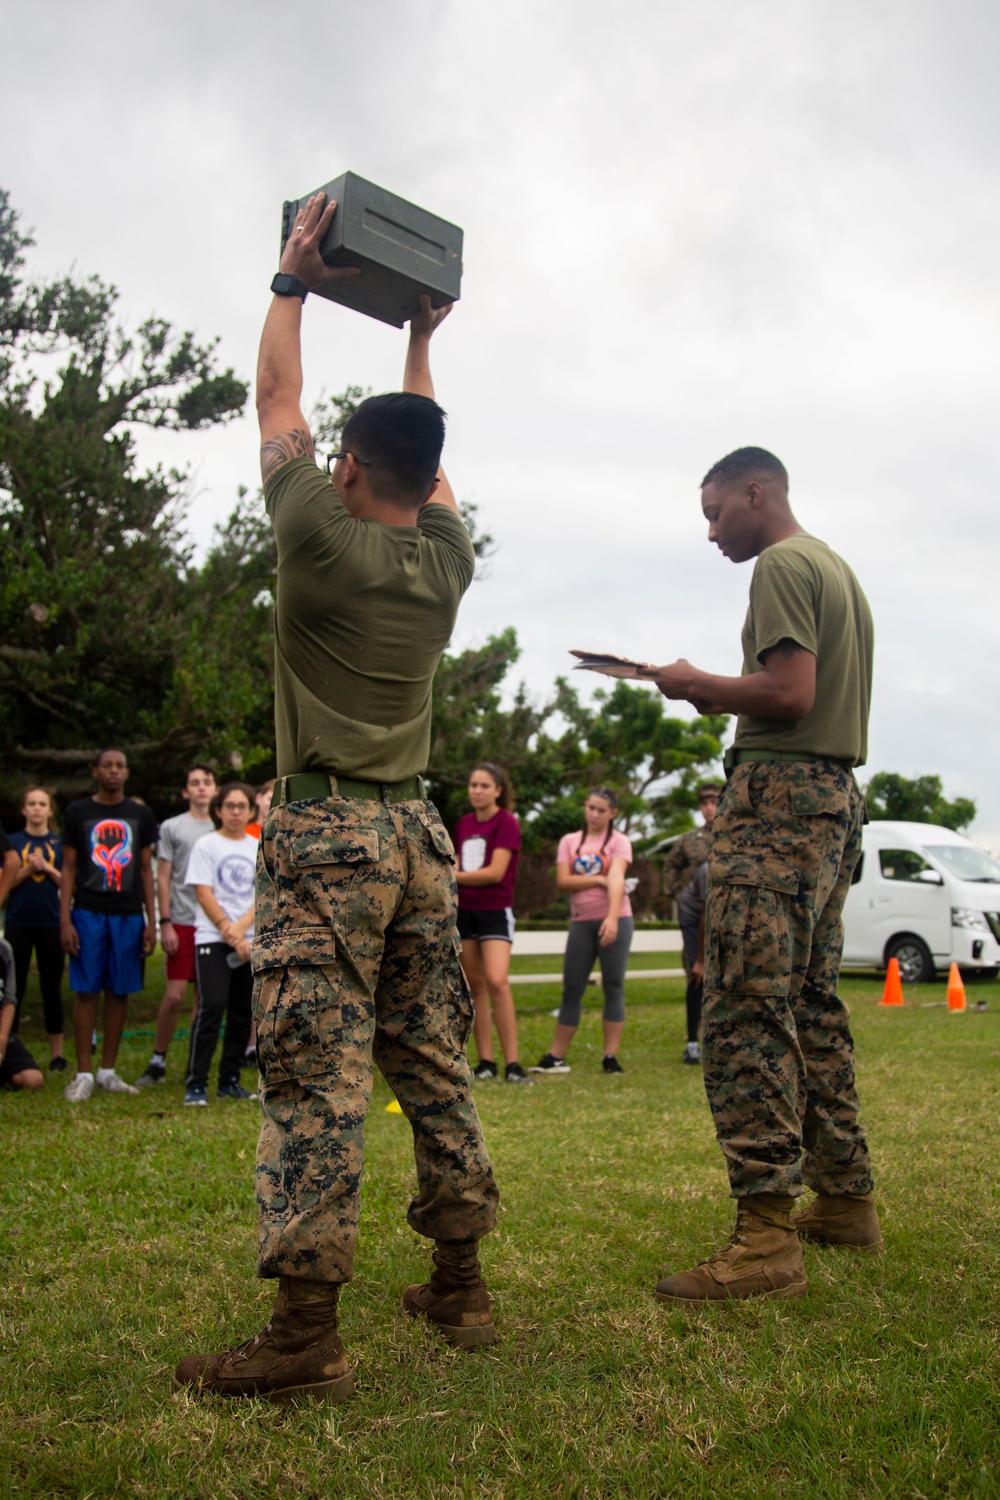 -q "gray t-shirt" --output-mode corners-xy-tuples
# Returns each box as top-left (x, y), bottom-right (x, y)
(157, 813), (215, 927)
